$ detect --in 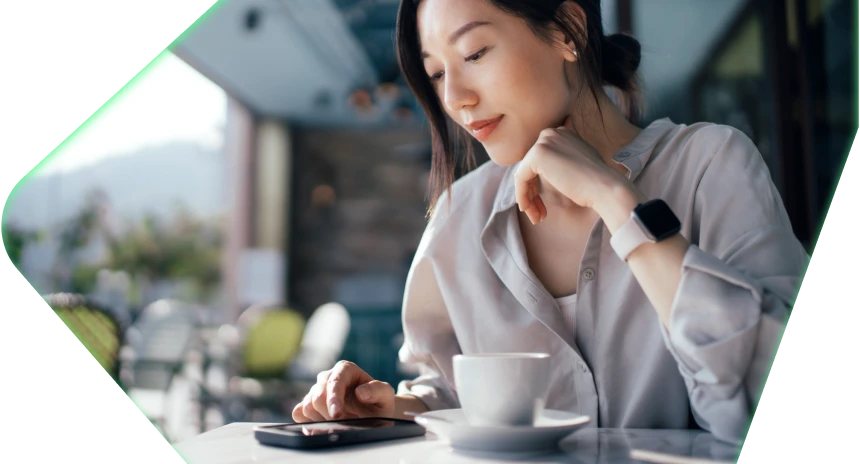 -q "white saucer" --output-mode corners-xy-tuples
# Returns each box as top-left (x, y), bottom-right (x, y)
(414, 409), (590, 453)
